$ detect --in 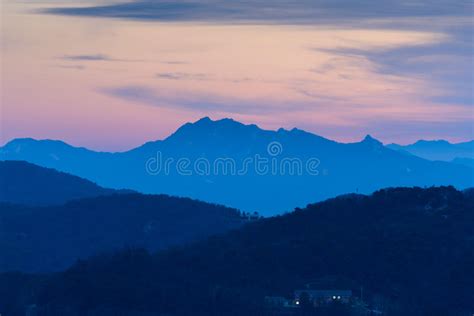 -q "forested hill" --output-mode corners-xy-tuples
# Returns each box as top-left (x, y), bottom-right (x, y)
(0, 160), (120, 206)
(2, 186), (473, 316)
(0, 193), (247, 273)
